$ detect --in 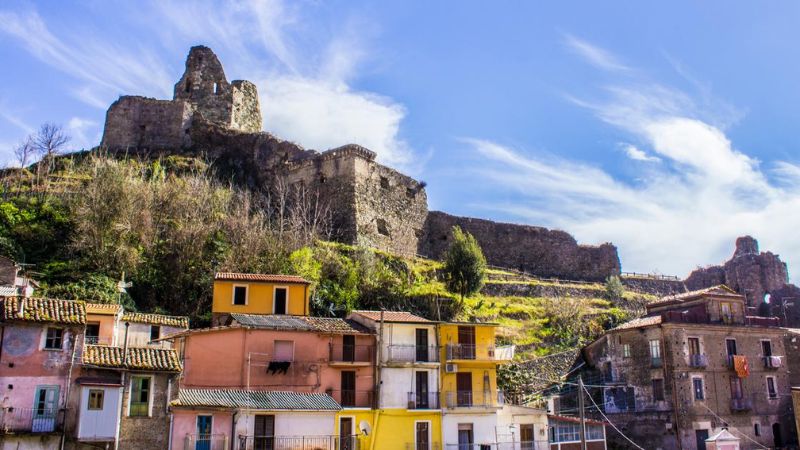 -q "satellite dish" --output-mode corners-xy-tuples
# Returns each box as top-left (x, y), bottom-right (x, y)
(359, 421), (372, 436)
